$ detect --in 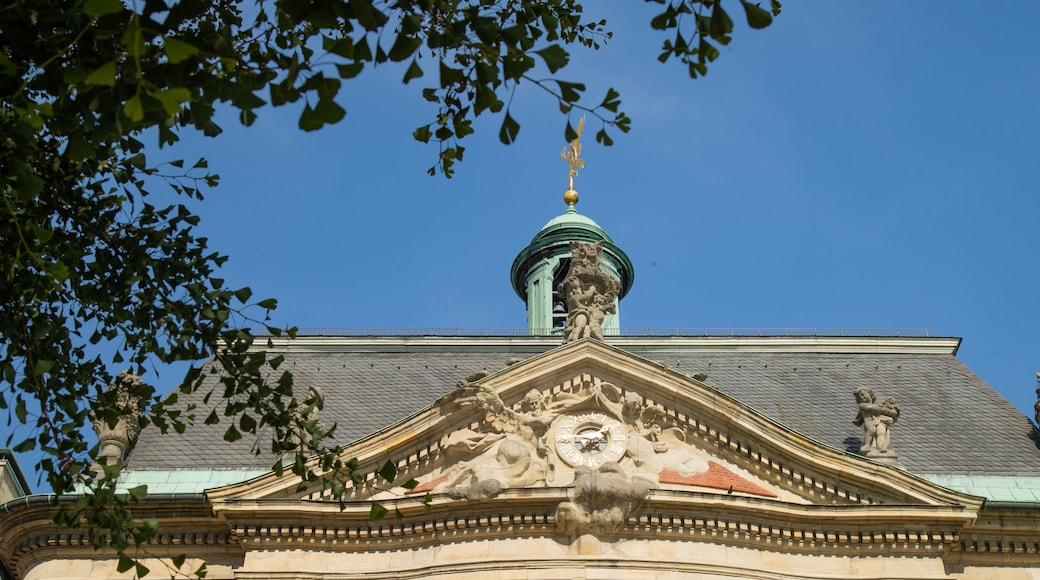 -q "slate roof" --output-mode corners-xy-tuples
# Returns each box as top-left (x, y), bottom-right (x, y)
(125, 336), (1040, 479)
